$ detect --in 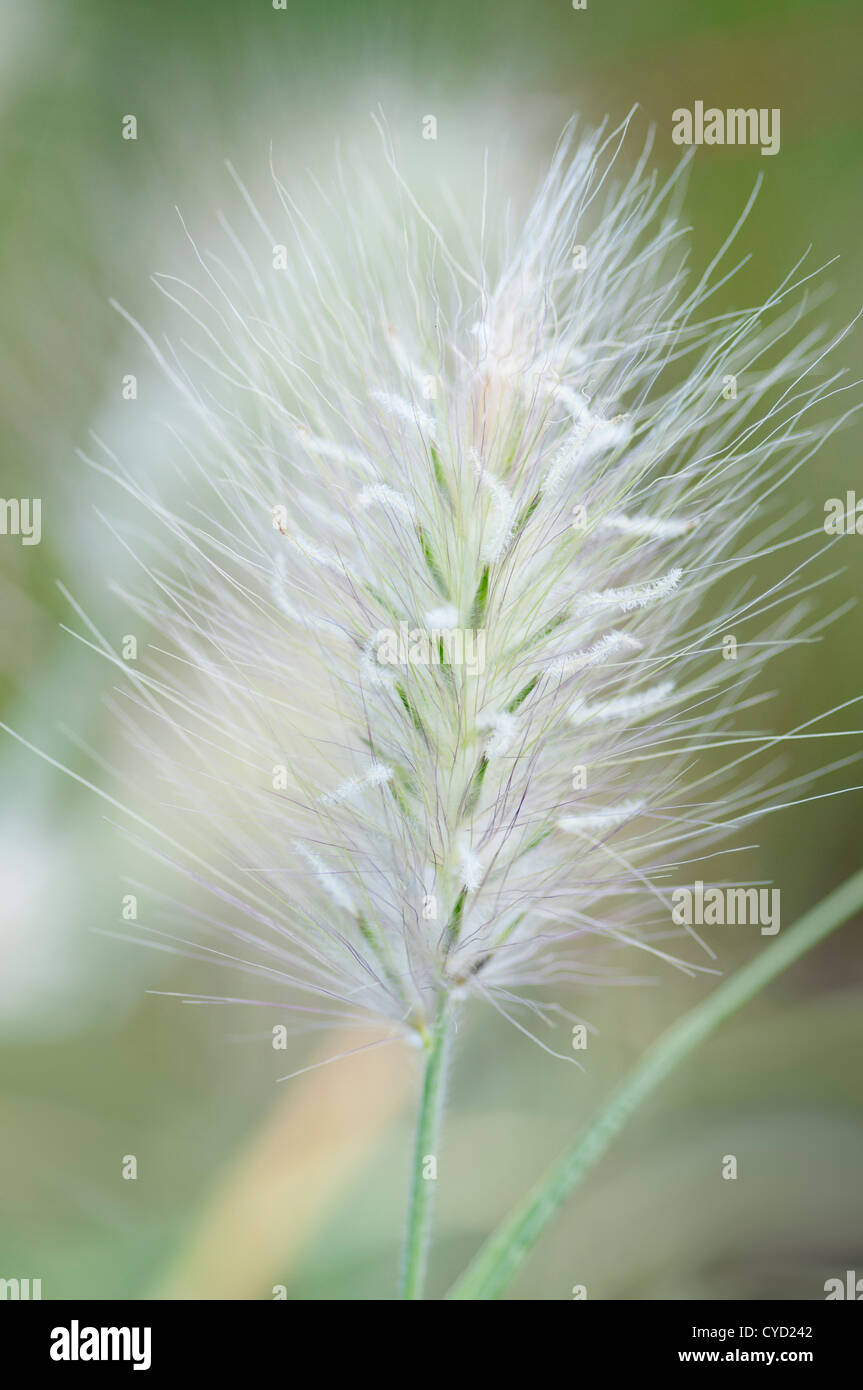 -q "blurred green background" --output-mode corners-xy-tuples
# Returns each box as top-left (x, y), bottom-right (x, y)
(1, 0), (861, 1300)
